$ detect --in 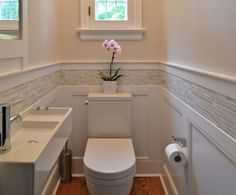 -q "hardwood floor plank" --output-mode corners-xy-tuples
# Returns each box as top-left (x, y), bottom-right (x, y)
(56, 177), (165, 195)
(130, 177), (165, 195)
